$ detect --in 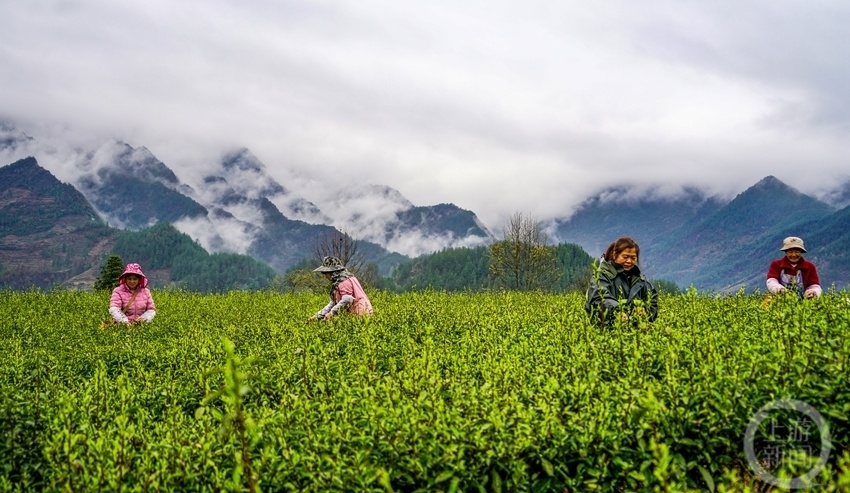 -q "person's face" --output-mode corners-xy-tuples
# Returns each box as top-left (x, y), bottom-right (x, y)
(322, 272), (332, 280)
(784, 248), (804, 263)
(125, 275), (140, 289)
(614, 247), (638, 271)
